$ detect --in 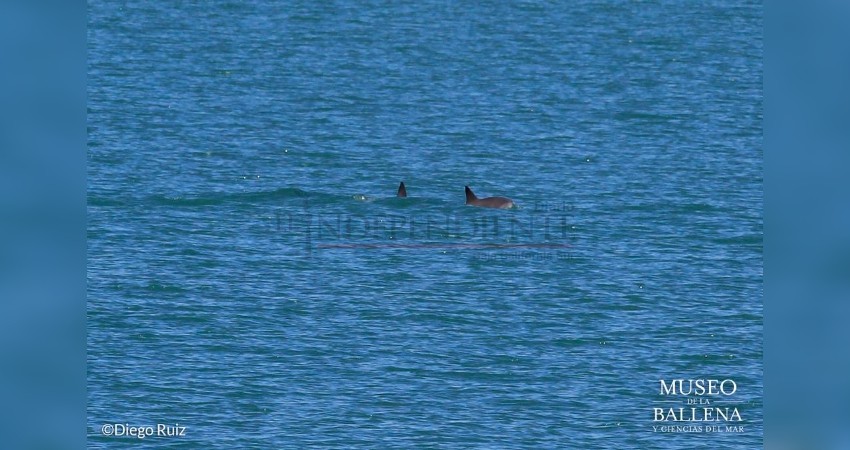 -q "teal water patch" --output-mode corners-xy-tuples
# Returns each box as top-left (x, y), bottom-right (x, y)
(148, 187), (311, 207)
